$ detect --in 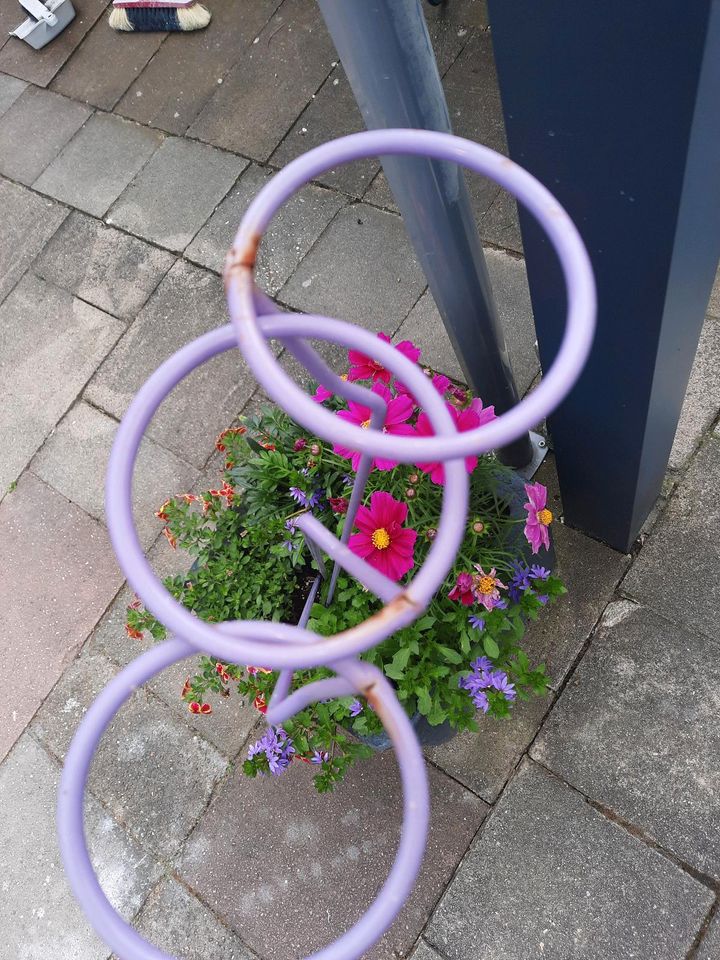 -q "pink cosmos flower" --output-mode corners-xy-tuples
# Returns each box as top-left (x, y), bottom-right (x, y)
(448, 572), (475, 606)
(333, 383), (415, 471)
(313, 384), (333, 403)
(347, 332), (421, 384)
(349, 491), (417, 580)
(394, 370), (451, 403)
(472, 565), (507, 611)
(413, 400), (496, 484)
(523, 482), (553, 553)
